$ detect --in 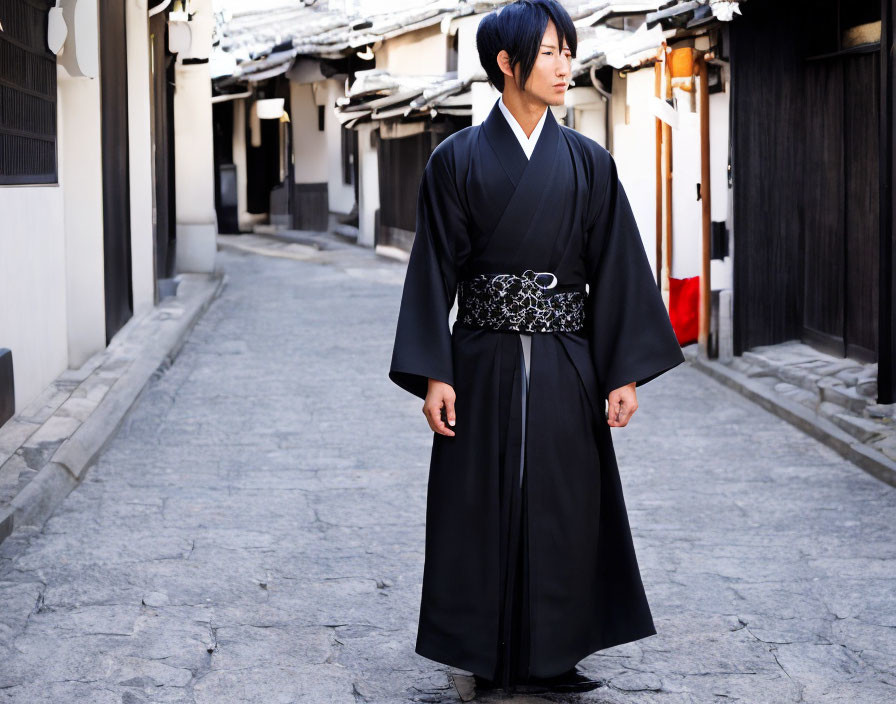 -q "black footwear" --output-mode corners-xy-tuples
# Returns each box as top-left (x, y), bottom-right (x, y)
(472, 674), (501, 691)
(515, 667), (605, 694)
